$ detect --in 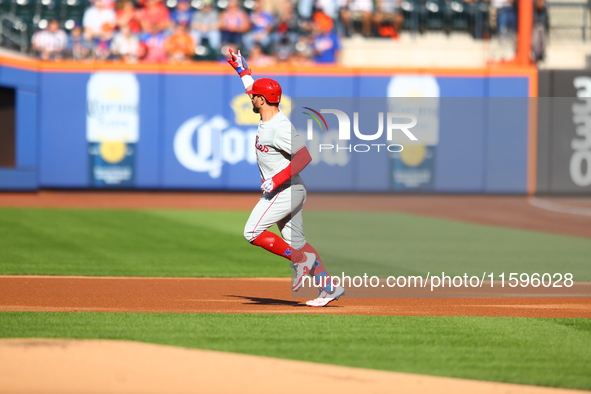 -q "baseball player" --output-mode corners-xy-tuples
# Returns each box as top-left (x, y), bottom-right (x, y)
(227, 48), (345, 307)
